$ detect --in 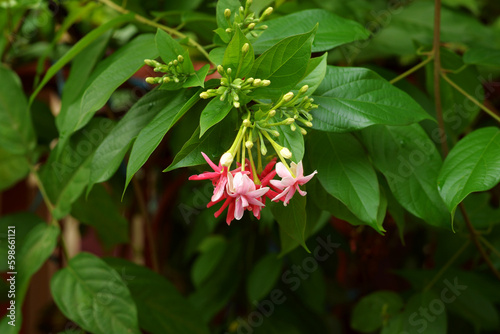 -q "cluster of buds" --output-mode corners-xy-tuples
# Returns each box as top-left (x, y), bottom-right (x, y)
(224, 0), (273, 38)
(144, 55), (188, 85)
(199, 64), (270, 108)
